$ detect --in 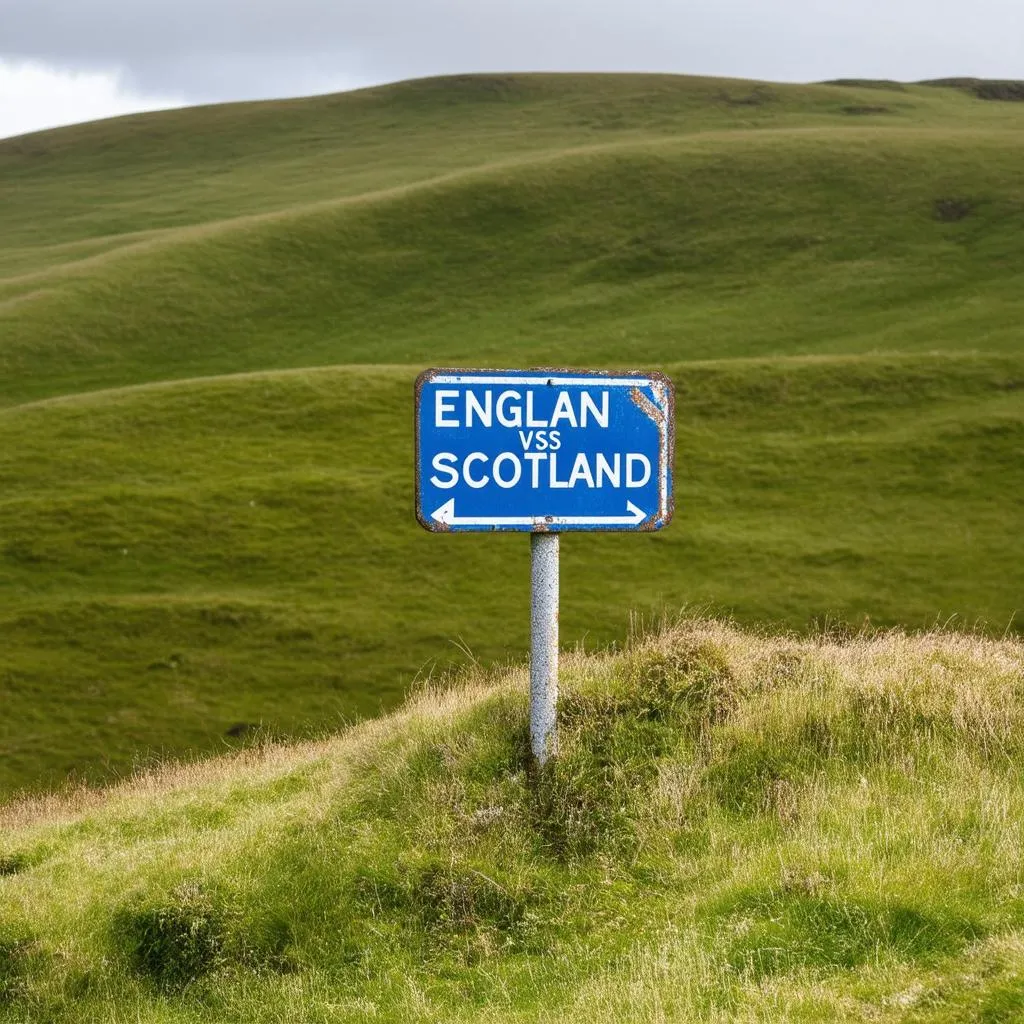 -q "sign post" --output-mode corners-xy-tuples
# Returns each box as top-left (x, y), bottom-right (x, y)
(530, 532), (559, 762)
(415, 369), (674, 765)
